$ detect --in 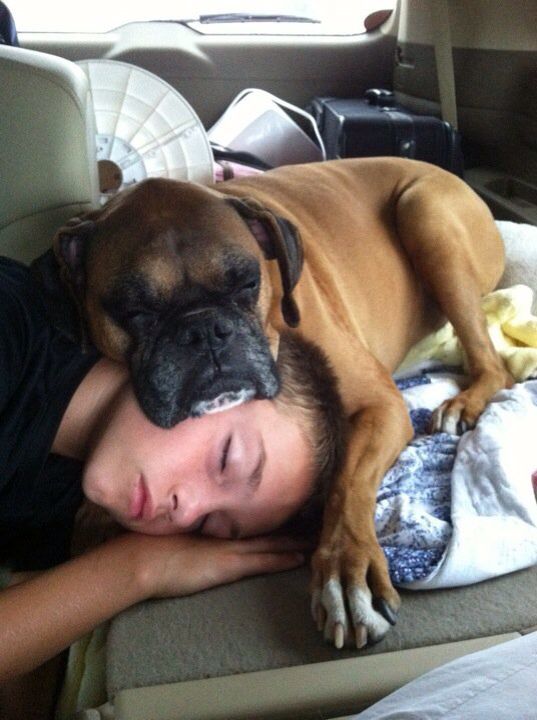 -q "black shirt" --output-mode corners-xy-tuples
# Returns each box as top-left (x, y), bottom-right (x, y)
(0, 257), (99, 571)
